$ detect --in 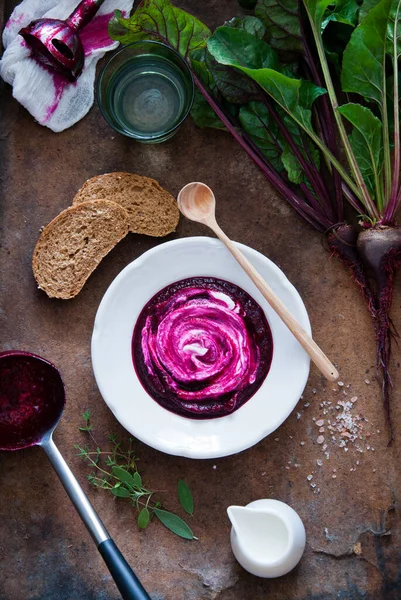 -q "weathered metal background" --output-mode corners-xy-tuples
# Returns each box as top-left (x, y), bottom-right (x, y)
(0, 1), (400, 598)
